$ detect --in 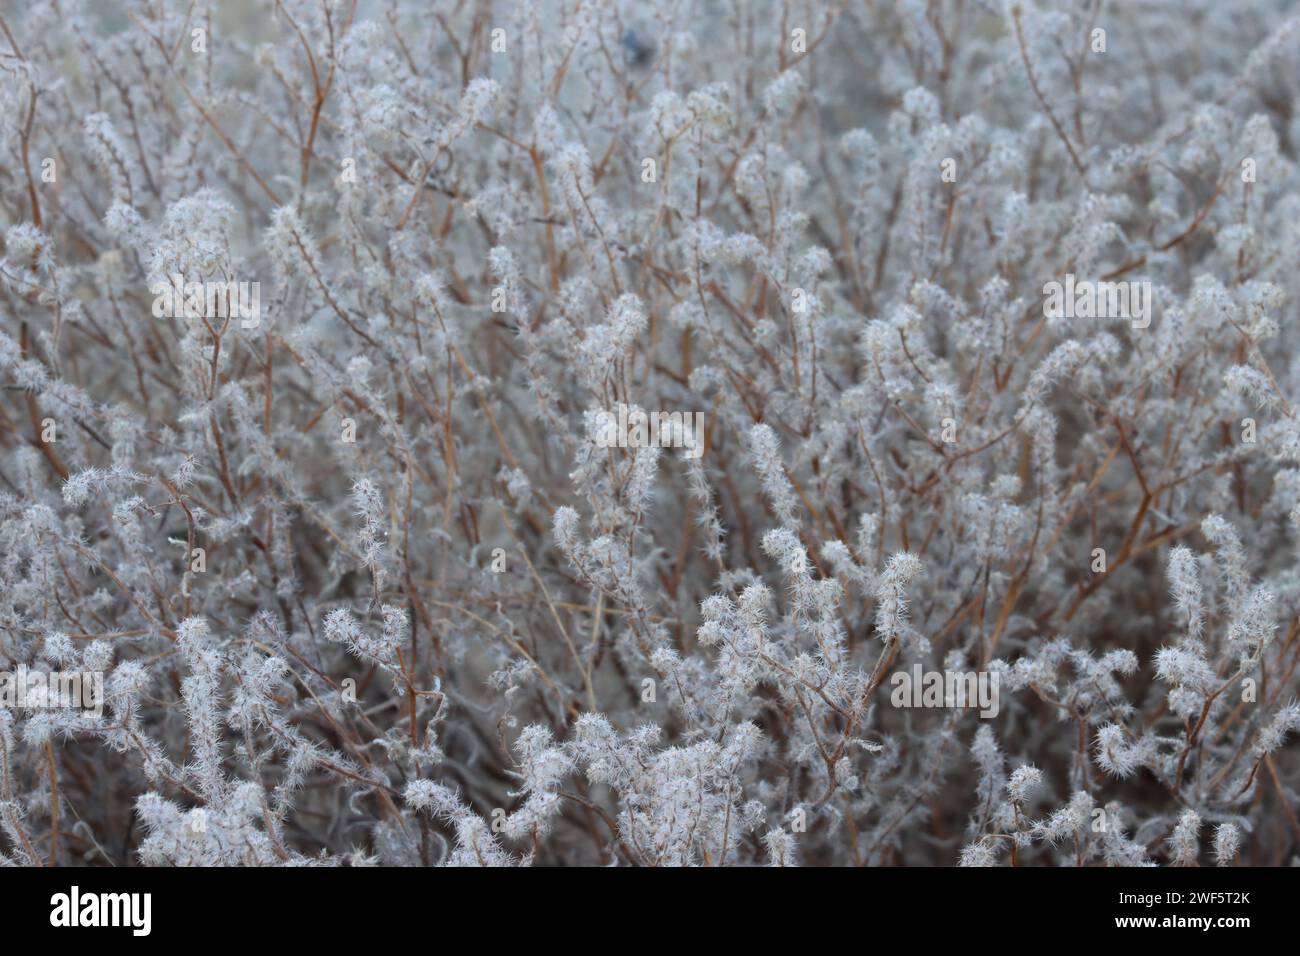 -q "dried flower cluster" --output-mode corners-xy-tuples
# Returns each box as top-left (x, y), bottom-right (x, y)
(2, 0), (1300, 867)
